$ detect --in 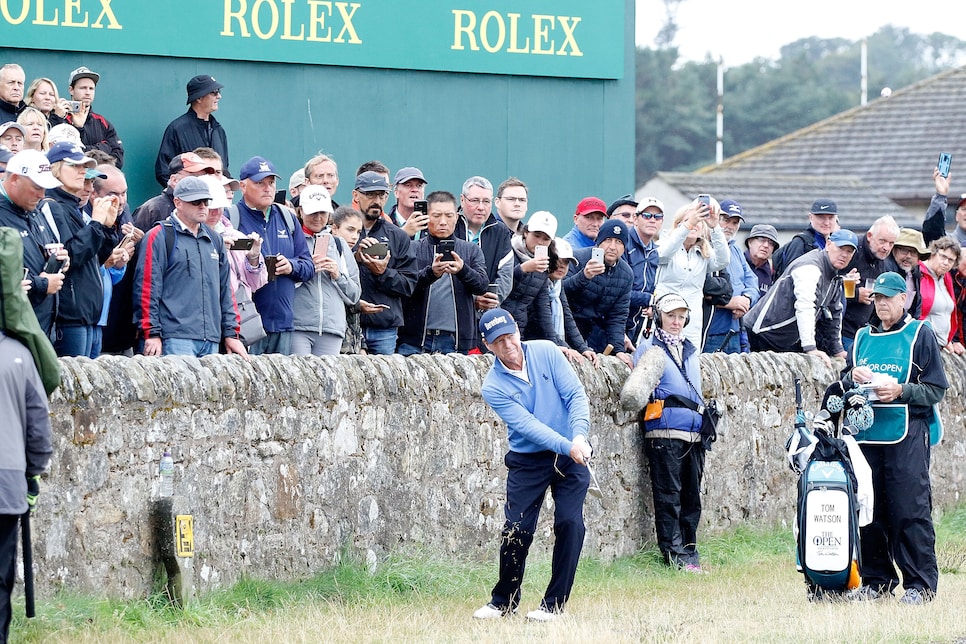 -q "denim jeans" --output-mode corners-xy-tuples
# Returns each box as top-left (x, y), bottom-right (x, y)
(398, 332), (457, 356)
(54, 325), (97, 358)
(363, 327), (398, 355)
(162, 338), (217, 357)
